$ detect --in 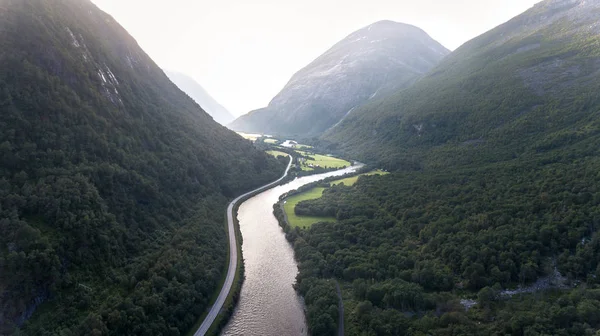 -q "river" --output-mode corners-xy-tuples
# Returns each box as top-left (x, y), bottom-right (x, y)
(222, 165), (362, 336)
